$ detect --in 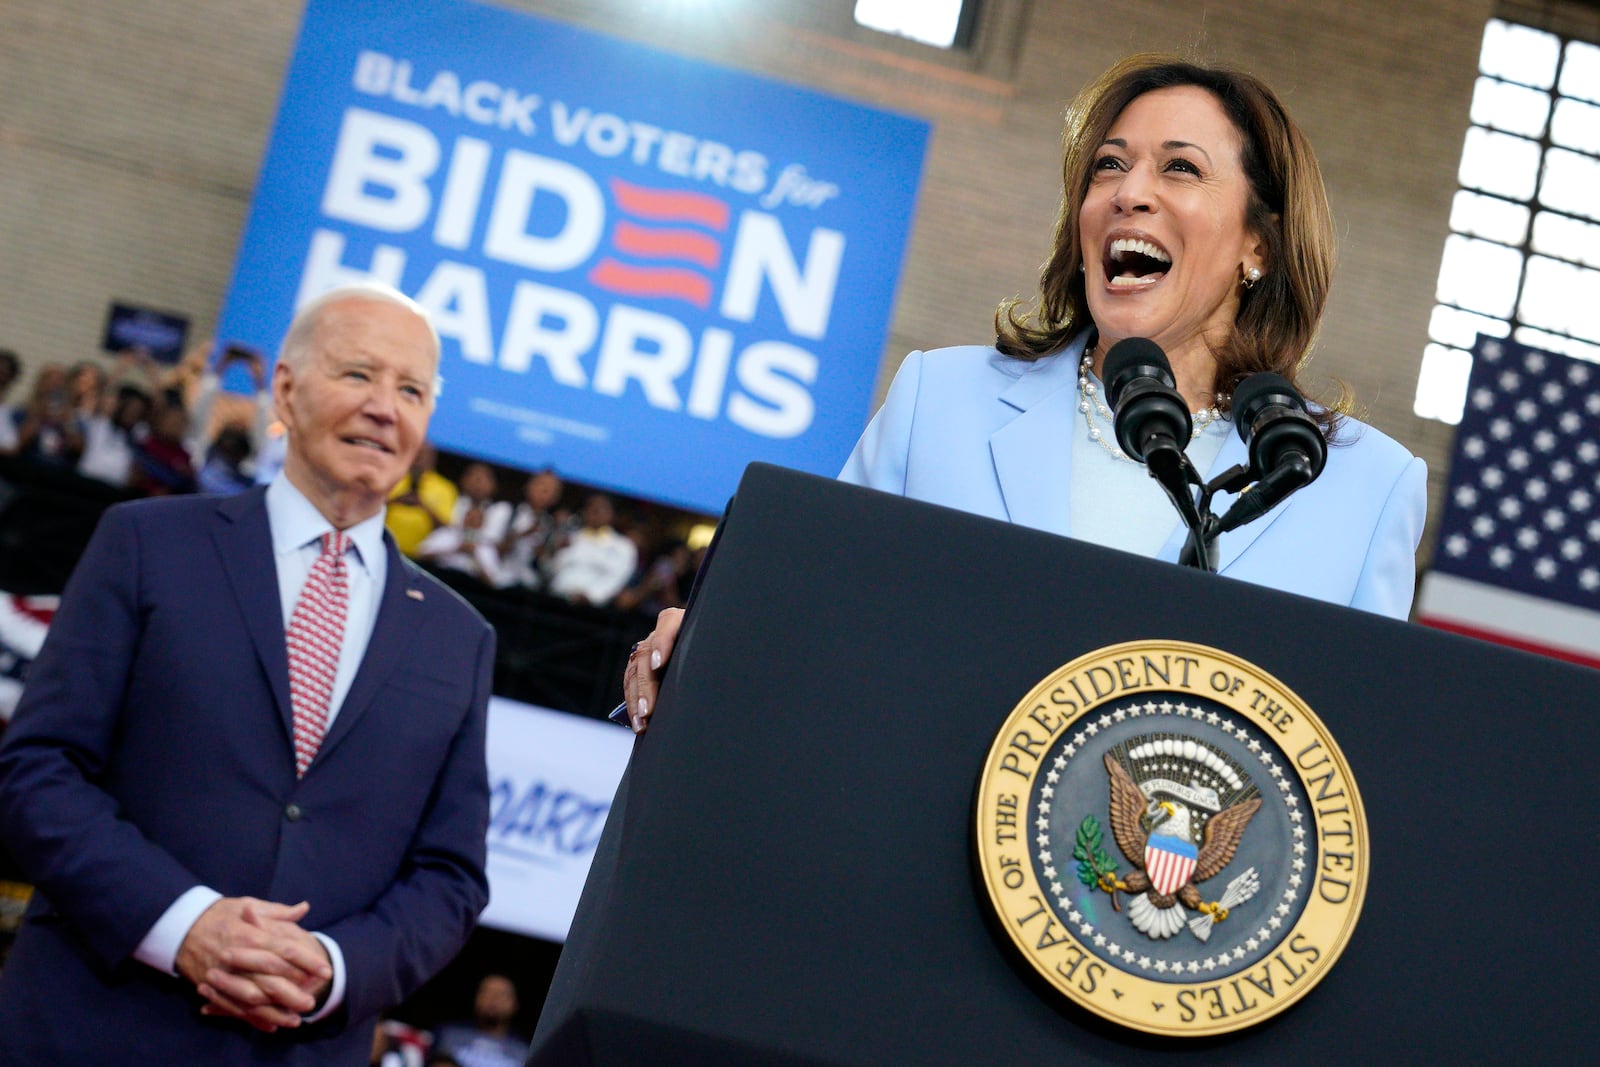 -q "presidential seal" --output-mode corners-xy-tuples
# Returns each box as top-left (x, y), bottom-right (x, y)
(974, 641), (1365, 1037)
